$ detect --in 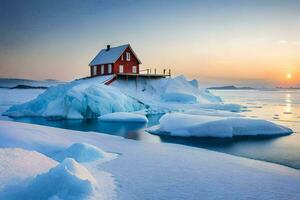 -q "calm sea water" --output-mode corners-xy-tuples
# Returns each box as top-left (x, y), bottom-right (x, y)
(162, 89), (300, 170)
(5, 89), (300, 170)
